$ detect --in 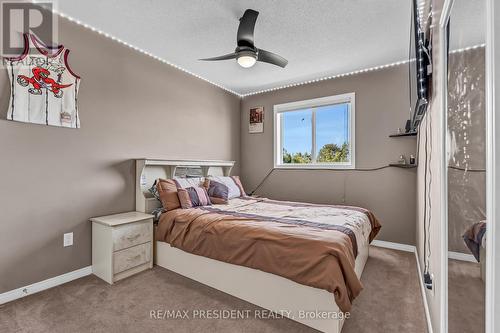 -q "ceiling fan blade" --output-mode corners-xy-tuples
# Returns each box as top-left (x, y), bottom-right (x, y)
(199, 53), (238, 61)
(257, 49), (288, 68)
(237, 9), (259, 48)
